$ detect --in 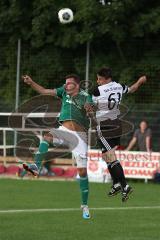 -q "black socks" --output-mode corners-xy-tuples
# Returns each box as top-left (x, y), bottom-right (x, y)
(107, 160), (127, 189)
